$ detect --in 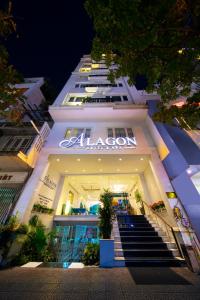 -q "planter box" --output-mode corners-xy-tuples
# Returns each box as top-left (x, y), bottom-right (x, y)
(100, 239), (114, 268)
